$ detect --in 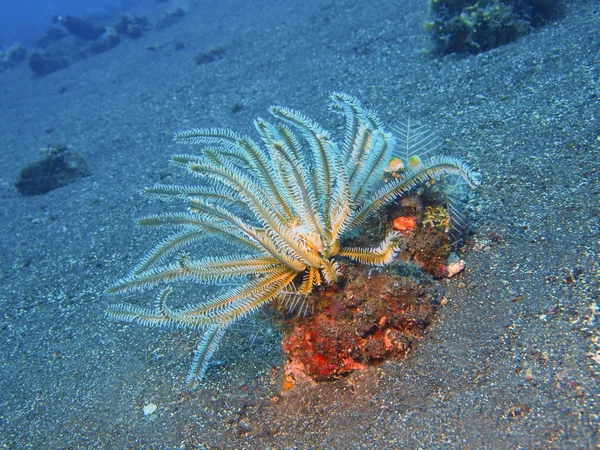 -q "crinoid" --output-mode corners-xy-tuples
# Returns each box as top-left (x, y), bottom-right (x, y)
(106, 92), (479, 388)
